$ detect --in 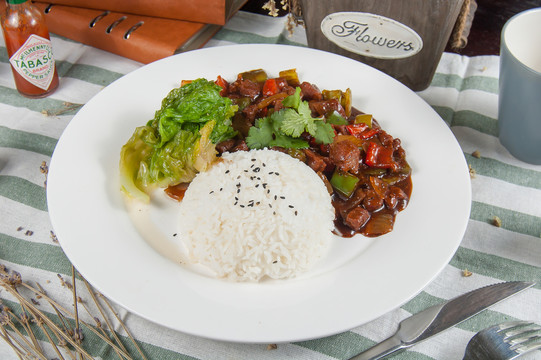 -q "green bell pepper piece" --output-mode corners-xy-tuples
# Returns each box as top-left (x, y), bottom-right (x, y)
(330, 170), (359, 198)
